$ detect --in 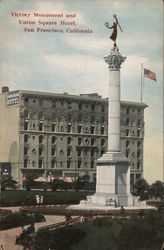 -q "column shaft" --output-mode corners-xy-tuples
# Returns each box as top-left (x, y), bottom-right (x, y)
(108, 70), (120, 152)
